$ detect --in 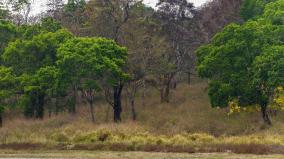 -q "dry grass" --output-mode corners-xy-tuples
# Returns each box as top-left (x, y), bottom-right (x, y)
(1, 151), (284, 159)
(1, 76), (284, 154)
